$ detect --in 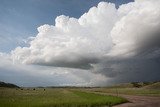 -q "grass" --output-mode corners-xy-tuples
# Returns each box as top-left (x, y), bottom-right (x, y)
(88, 87), (160, 96)
(0, 87), (127, 107)
(143, 82), (160, 89)
(84, 82), (160, 97)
